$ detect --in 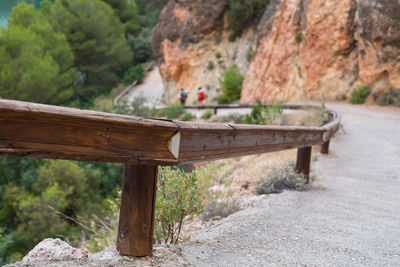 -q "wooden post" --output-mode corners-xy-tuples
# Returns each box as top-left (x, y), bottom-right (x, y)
(117, 164), (158, 257)
(296, 146), (312, 182)
(320, 140), (330, 154)
(213, 107), (218, 115)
